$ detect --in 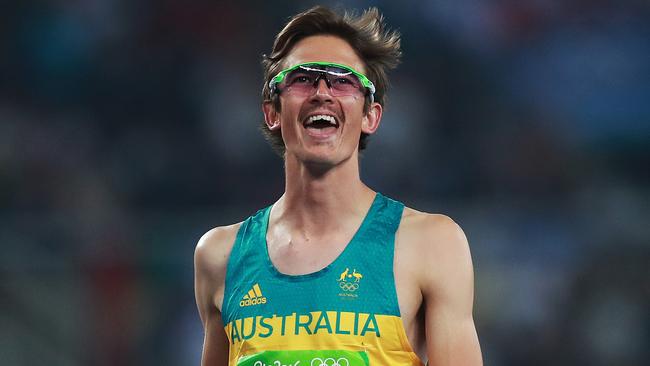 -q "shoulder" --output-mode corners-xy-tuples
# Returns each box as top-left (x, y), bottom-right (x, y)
(194, 223), (243, 282)
(397, 207), (474, 293)
(398, 207), (468, 248)
(194, 222), (242, 319)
